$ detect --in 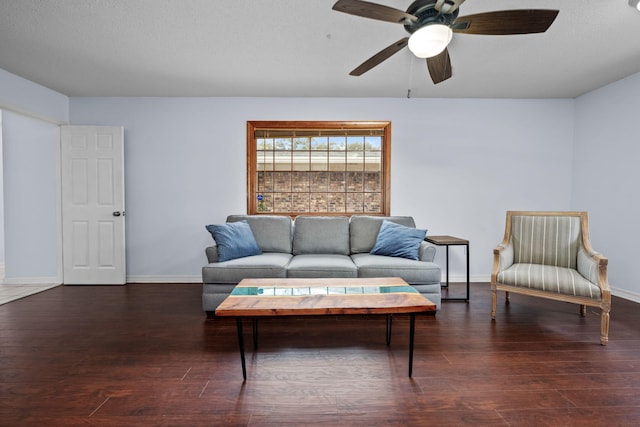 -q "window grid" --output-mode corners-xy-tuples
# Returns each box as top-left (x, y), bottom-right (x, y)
(248, 121), (391, 216)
